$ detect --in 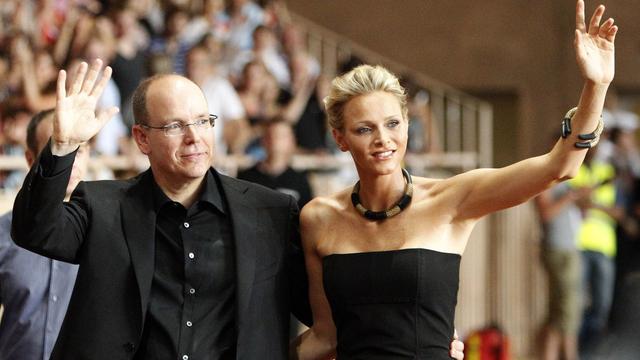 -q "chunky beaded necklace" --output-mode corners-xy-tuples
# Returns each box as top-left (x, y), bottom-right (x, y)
(351, 168), (413, 221)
